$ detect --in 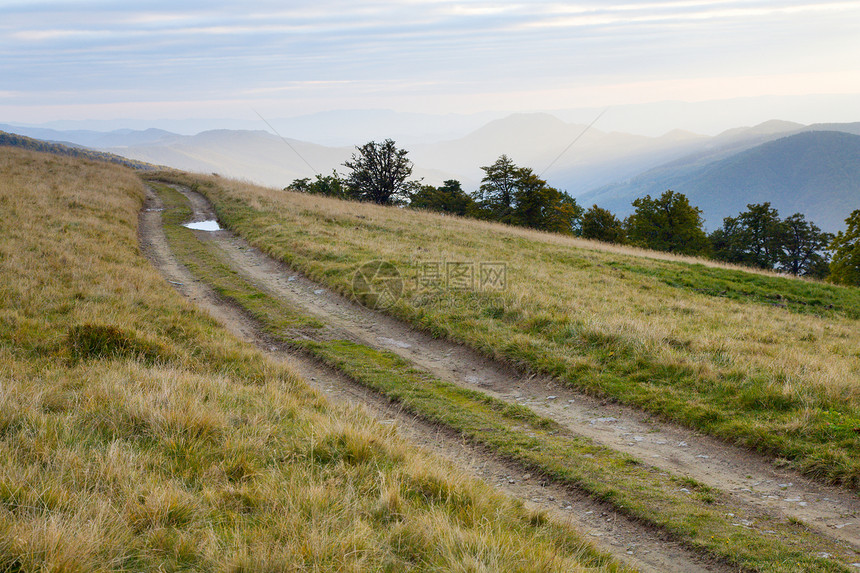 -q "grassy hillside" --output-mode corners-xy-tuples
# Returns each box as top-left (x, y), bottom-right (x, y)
(580, 130), (860, 231)
(0, 129), (158, 171)
(0, 147), (622, 571)
(154, 171), (860, 487)
(148, 180), (858, 572)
